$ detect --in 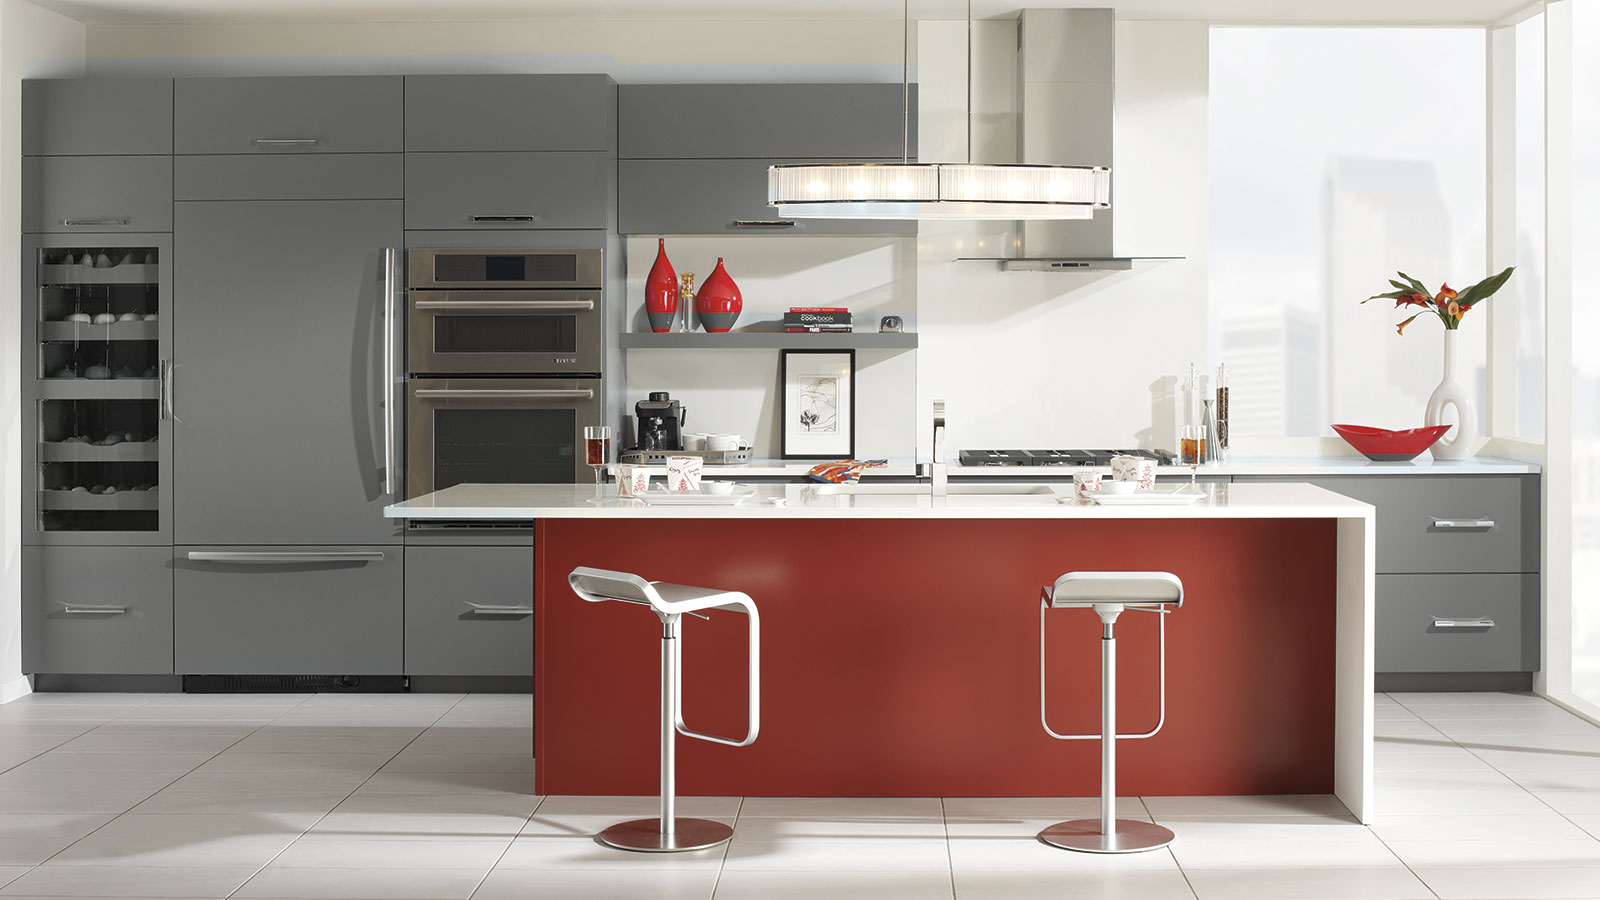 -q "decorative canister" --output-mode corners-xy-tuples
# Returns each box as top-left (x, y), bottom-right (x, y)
(644, 238), (678, 333)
